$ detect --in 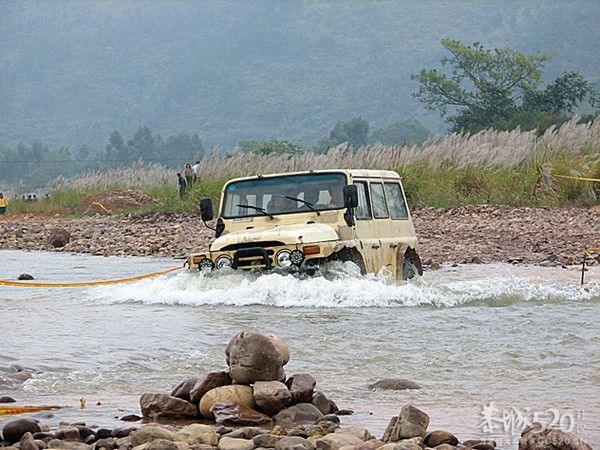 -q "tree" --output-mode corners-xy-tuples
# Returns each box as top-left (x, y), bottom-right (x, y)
(105, 130), (128, 166)
(411, 39), (598, 133)
(369, 119), (431, 146)
(317, 116), (370, 152)
(239, 140), (303, 156)
(128, 126), (156, 160)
